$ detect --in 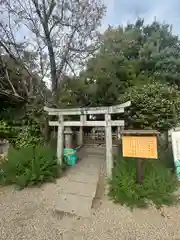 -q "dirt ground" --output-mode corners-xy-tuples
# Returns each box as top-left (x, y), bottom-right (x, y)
(1, 180), (180, 240)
